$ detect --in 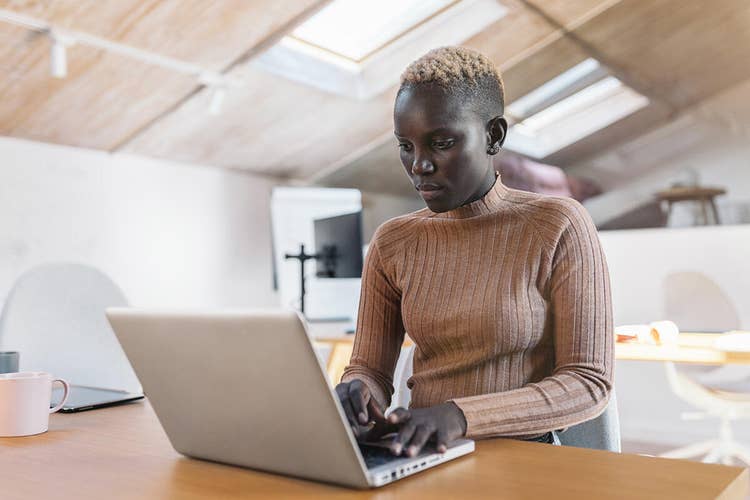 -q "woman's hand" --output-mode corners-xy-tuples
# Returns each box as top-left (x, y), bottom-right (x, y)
(386, 402), (467, 456)
(334, 379), (386, 439)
